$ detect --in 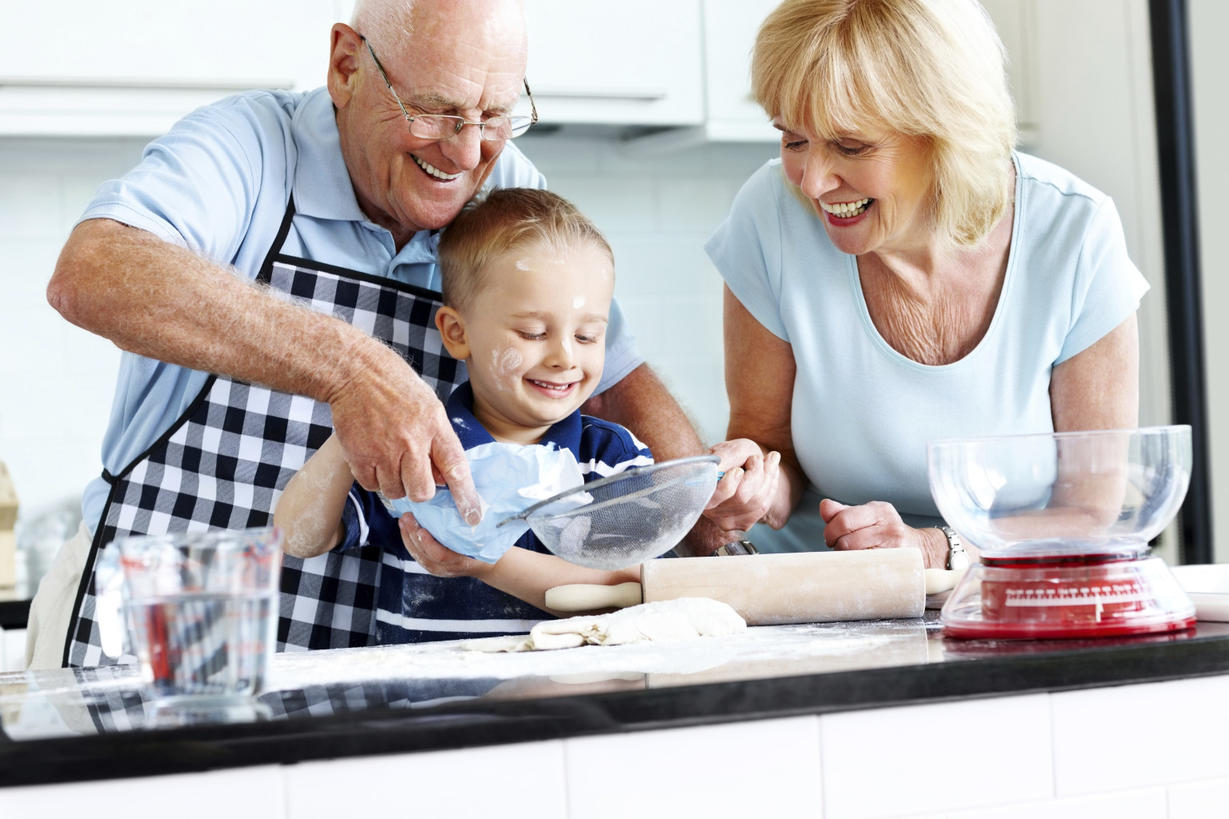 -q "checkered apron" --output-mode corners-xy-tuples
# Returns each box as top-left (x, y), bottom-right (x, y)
(64, 199), (465, 668)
